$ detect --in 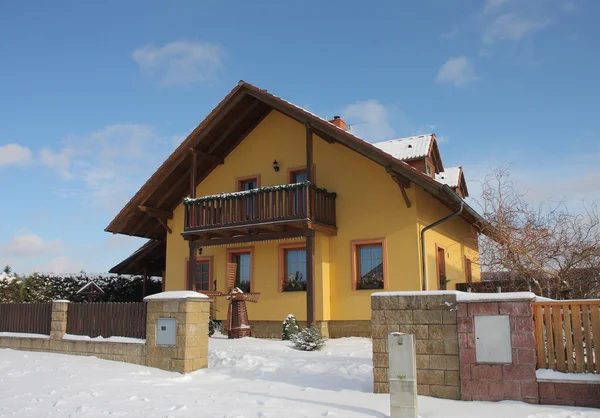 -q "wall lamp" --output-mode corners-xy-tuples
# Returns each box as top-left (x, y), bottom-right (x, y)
(273, 160), (280, 172)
